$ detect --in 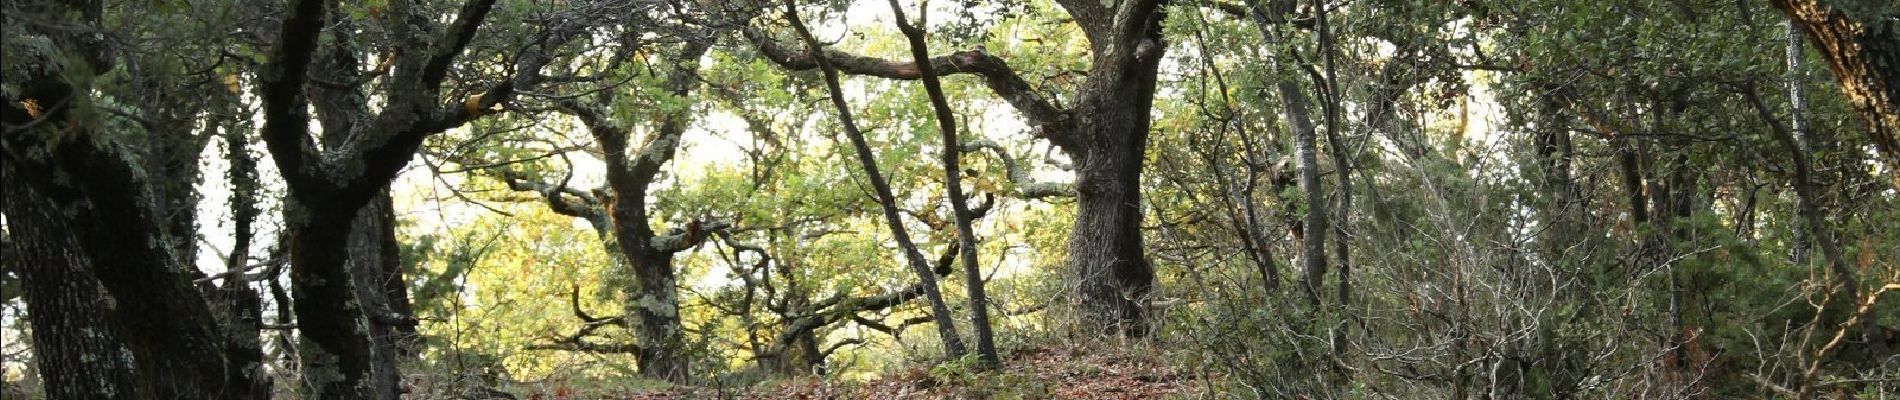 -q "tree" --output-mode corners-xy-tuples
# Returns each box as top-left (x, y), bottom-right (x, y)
(780, 0), (971, 358)
(255, 0), (574, 396)
(1771, 0), (1900, 187)
(503, 32), (719, 383)
(3, 0), (269, 397)
(0, 179), (141, 400)
(750, 0), (1169, 336)
(885, 0), (1003, 366)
